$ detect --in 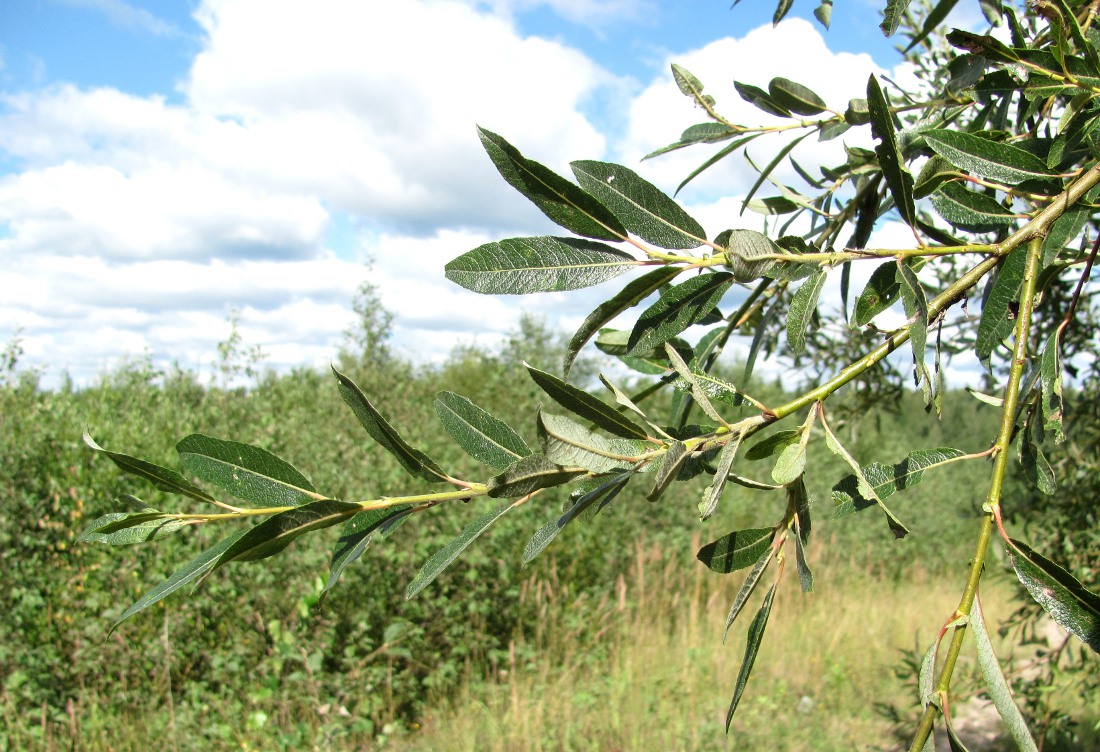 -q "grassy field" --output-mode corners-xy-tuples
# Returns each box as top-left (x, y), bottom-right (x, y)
(1, 339), (1096, 751)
